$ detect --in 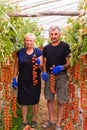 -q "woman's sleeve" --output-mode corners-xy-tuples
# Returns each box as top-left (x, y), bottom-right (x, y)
(35, 48), (43, 57)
